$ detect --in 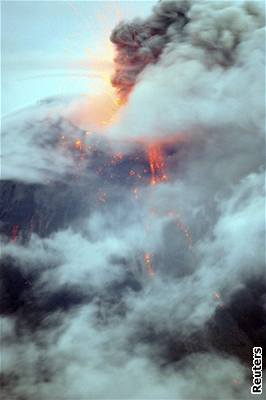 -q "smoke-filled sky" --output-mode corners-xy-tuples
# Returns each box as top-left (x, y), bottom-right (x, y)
(2, 0), (156, 116)
(1, 1), (265, 399)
